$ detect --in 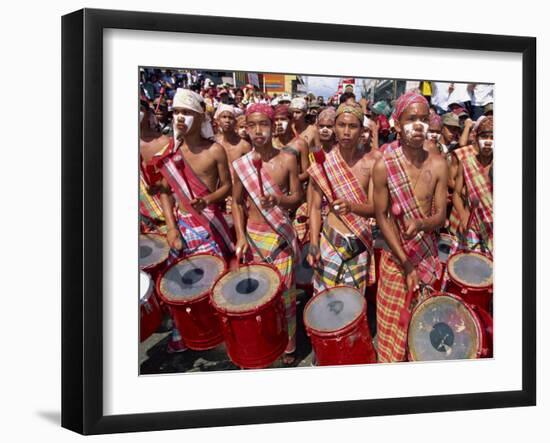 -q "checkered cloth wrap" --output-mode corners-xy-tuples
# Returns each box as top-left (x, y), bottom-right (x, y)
(153, 139), (235, 258)
(313, 221), (370, 295)
(376, 250), (420, 362)
(308, 148), (374, 252)
(139, 170), (167, 234)
(247, 219), (296, 352)
(454, 145), (494, 252)
(383, 144), (441, 284)
(175, 208), (223, 257)
(232, 151), (299, 261)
